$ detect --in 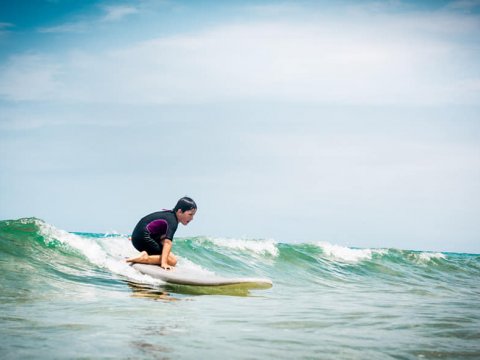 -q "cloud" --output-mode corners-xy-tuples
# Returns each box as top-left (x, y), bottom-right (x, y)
(0, 22), (14, 29)
(0, 54), (63, 101)
(38, 4), (139, 33)
(101, 5), (139, 22)
(38, 22), (88, 34)
(0, 22), (14, 36)
(4, 7), (480, 105)
(245, 3), (305, 15)
(445, 0), (480, 12)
